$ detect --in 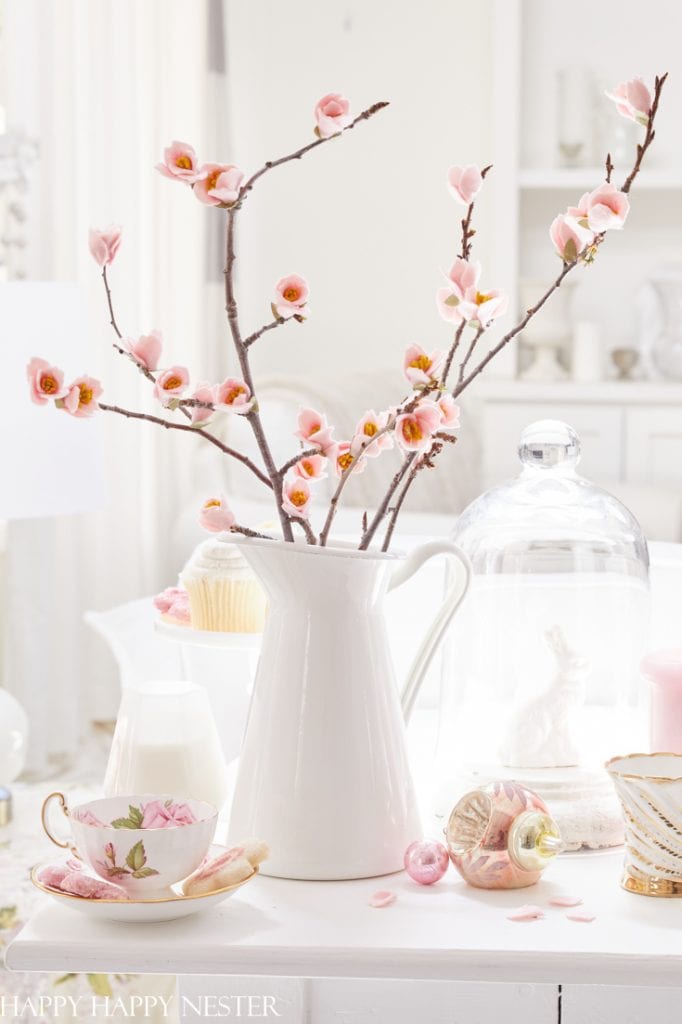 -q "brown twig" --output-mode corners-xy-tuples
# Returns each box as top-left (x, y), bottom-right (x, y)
(235, 102), (390, 206)
(381, 455), (423, 553)
(277, 448), (320, 479)
(441, 320), (467, 387)
(620, 73), (667, 195)
(101, 267), (194, 422)
(457, 325), (485, 385)
(230, 525), (274, 540)
(290, 516), (317, 545)
(244, 318), (285, 348)
(452, 262), (574, 398)
(99, 401), (273, 488)
(605, 152), (614, 184)
(224, 208), (294, 540)
(459, 164), (492, 260)
(359, 452), (416, 551)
